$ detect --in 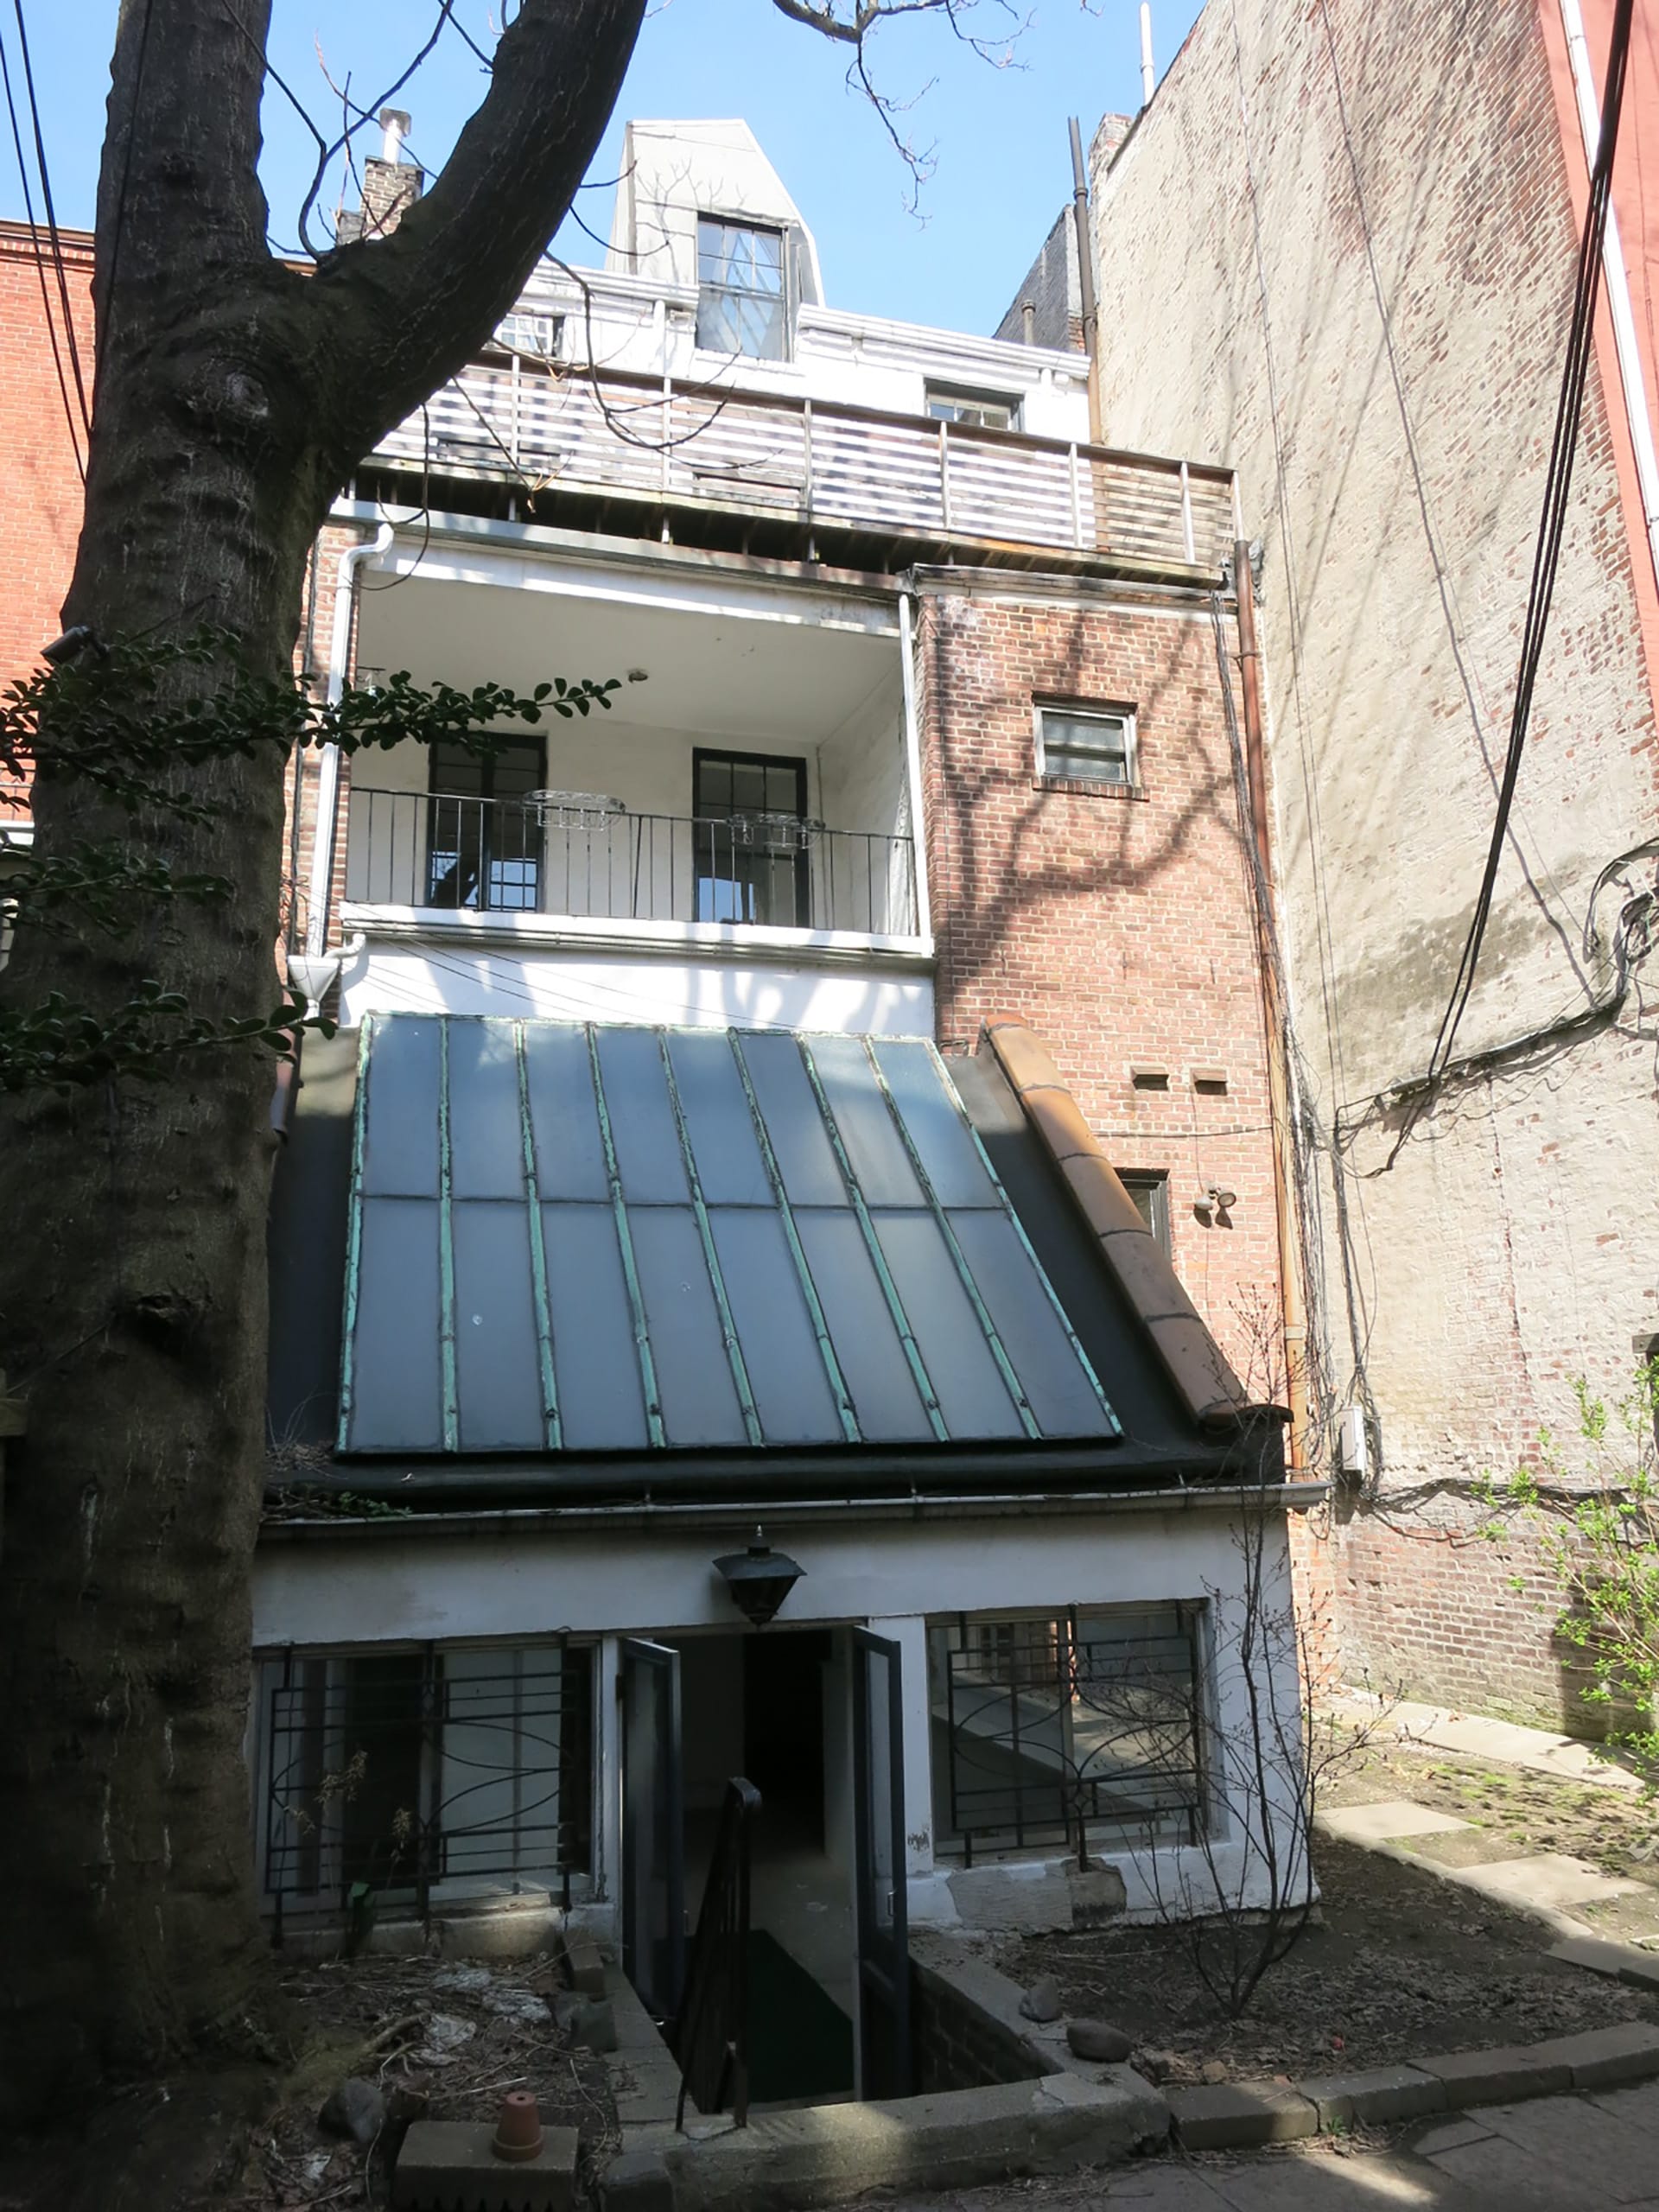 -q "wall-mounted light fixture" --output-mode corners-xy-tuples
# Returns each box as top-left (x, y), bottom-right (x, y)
(714, 1528), (804, 1628)
(1193, 1186), (1237, 1224)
